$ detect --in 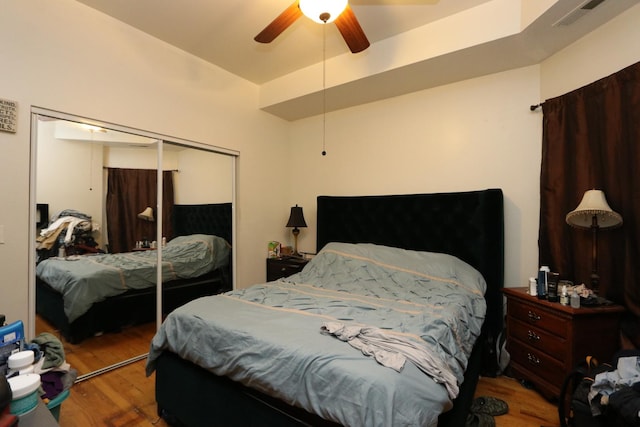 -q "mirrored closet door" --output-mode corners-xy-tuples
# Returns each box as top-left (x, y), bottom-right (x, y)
(29, 109), (237, 380)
